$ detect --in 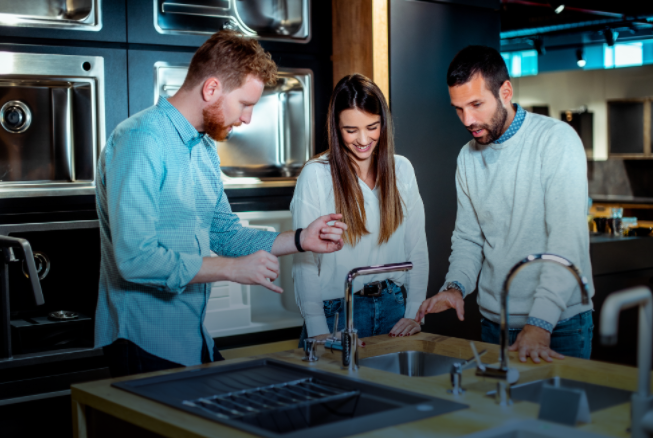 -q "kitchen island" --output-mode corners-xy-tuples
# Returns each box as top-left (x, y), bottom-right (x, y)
(71, 332), (642, 438)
